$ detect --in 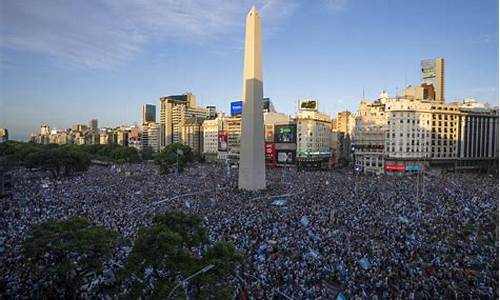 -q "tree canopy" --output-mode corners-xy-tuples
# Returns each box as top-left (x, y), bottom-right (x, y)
(154, 143), (193, 174)
(121, 211), (243, 299)
(22, 216), (119, 298)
